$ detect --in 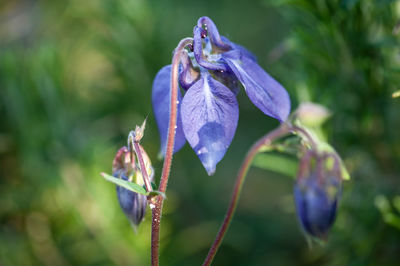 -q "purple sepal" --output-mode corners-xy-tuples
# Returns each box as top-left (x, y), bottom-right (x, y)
(222, 50), (290, 122)
(181, 72), (239, 175)
(152, 65), (186, 156)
